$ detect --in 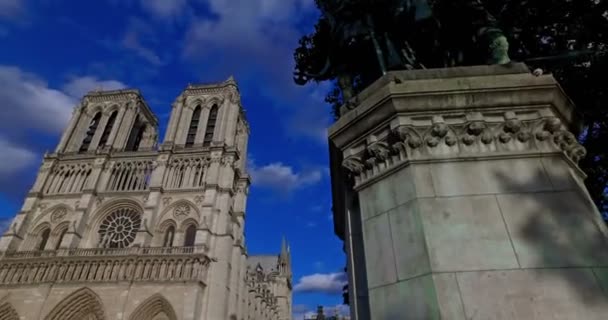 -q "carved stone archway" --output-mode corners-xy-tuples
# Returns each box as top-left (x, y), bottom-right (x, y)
(44, 287), (106, 320)
(128, 294), (177, 320)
